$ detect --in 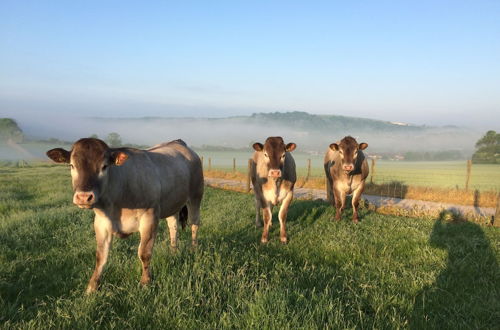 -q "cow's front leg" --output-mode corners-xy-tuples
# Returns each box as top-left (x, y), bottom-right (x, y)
(86, 215), (112, 294)
(261, 206), (272, 244)
(334, 188), (346, 221)
(138, 210), (158, 286)
(351, 182), (365, 224)
(278, 191), (293, 244)
(254, 197), (263, 227)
